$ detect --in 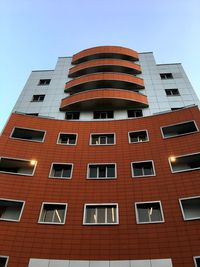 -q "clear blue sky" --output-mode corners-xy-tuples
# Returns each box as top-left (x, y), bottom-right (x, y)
(1, 0), (200, 132)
